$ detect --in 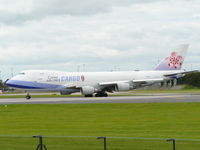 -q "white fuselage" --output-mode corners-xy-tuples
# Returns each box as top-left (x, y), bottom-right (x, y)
(6, 70), (182, 93)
